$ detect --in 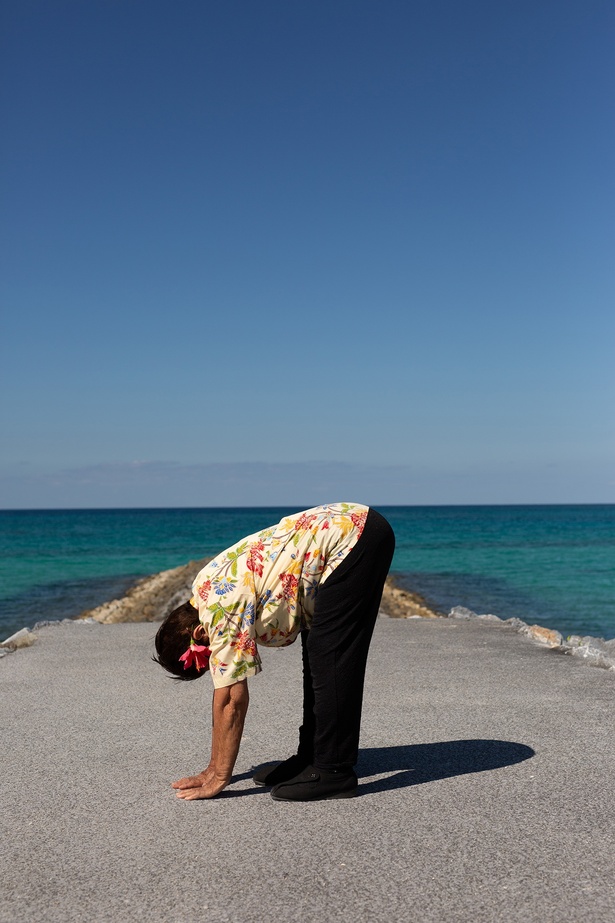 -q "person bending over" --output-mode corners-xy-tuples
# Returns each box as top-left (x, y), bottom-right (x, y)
(154, 502), (395, 802)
